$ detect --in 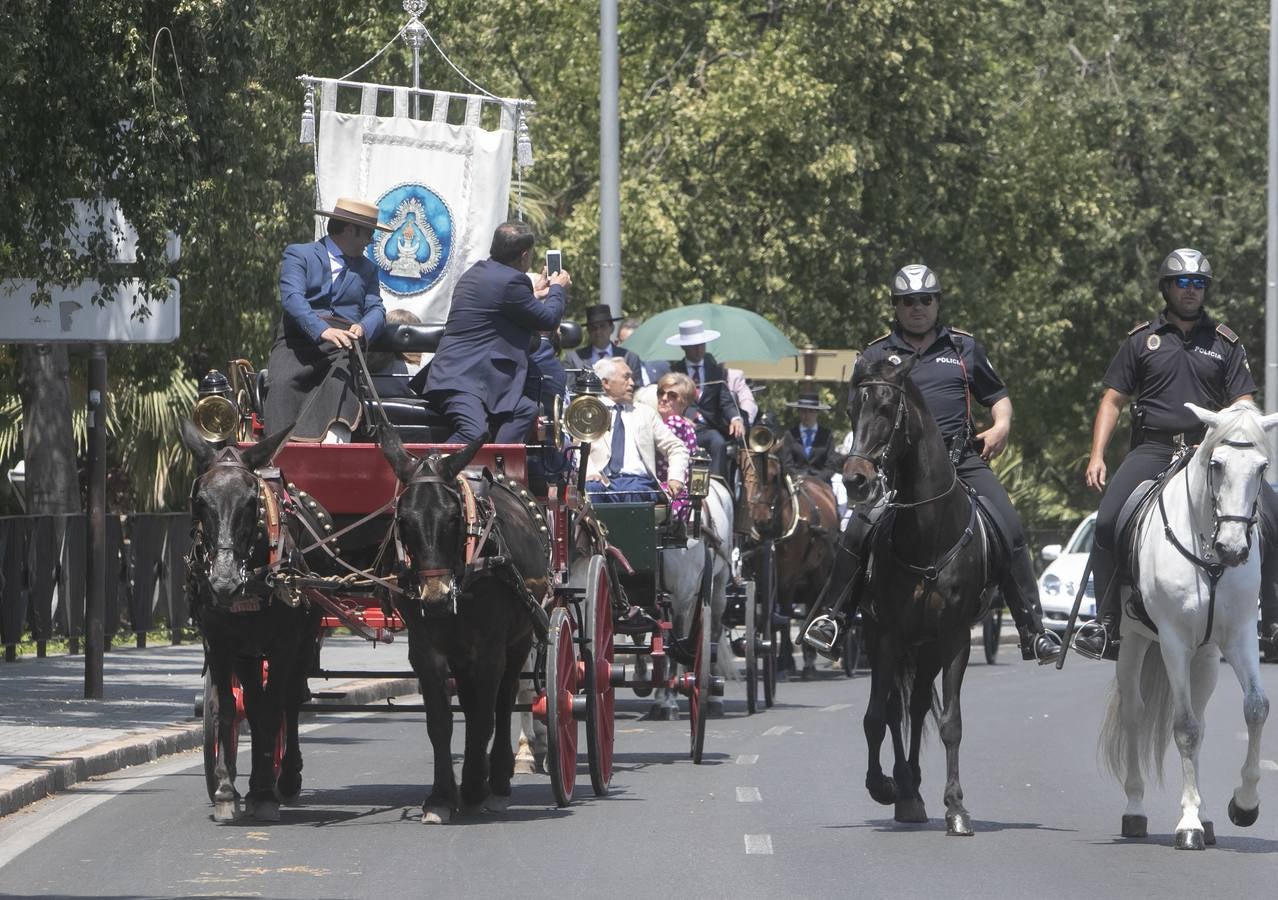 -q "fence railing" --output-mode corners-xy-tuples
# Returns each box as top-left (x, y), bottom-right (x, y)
(0, 513), (192, 661)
